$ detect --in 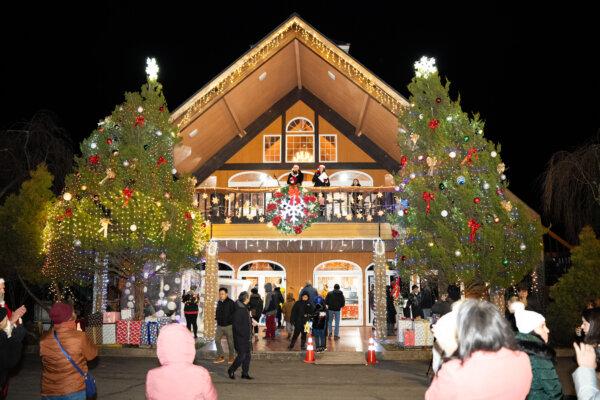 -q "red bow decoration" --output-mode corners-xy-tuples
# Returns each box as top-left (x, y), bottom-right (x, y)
(65, 208), (73, 218)
(468, 218), (481, 242)
(157, 156), (167, 166)
(428, 119), (440, 130)
(461, 147), (479, 165)
(122, 187), (133, 206)
(184, 211), (192, 221)
(88, 154), (100, 165)
(422, 192), (435, 214)
(288, 186), (301, 200)
(400, 155), (408, 167)
(391, 278), (401, 300)
(134, 115), (145, 127)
